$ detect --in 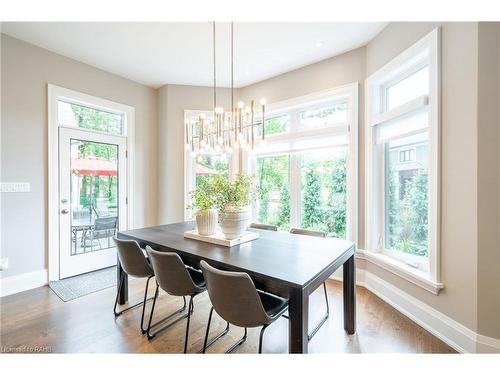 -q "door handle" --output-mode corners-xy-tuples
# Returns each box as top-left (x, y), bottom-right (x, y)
(61, 209), (69, 214)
